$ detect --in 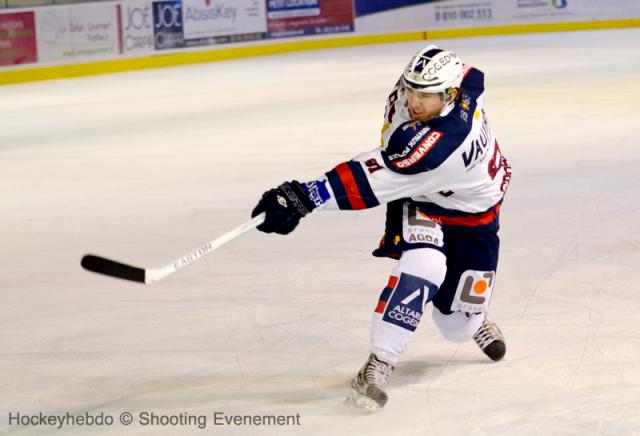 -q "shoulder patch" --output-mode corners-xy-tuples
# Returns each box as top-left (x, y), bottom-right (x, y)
(392, 130), (443, 169)
(383, 116), (470, 174)
(383, 121), (448, 173)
